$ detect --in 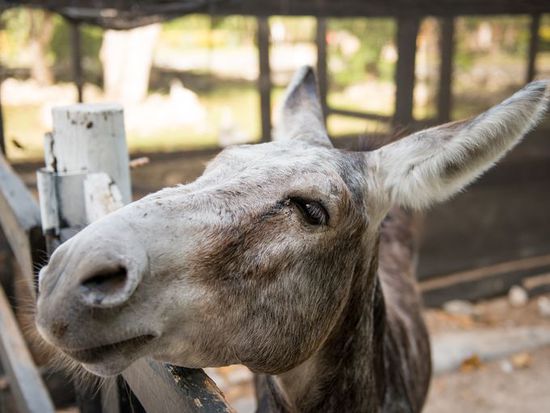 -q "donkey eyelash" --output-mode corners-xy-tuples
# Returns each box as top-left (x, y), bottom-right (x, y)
(288, 197), (329, 226)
